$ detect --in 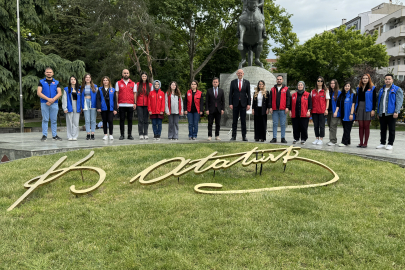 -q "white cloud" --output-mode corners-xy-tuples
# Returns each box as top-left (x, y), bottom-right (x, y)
(268, 0), (388, 57)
